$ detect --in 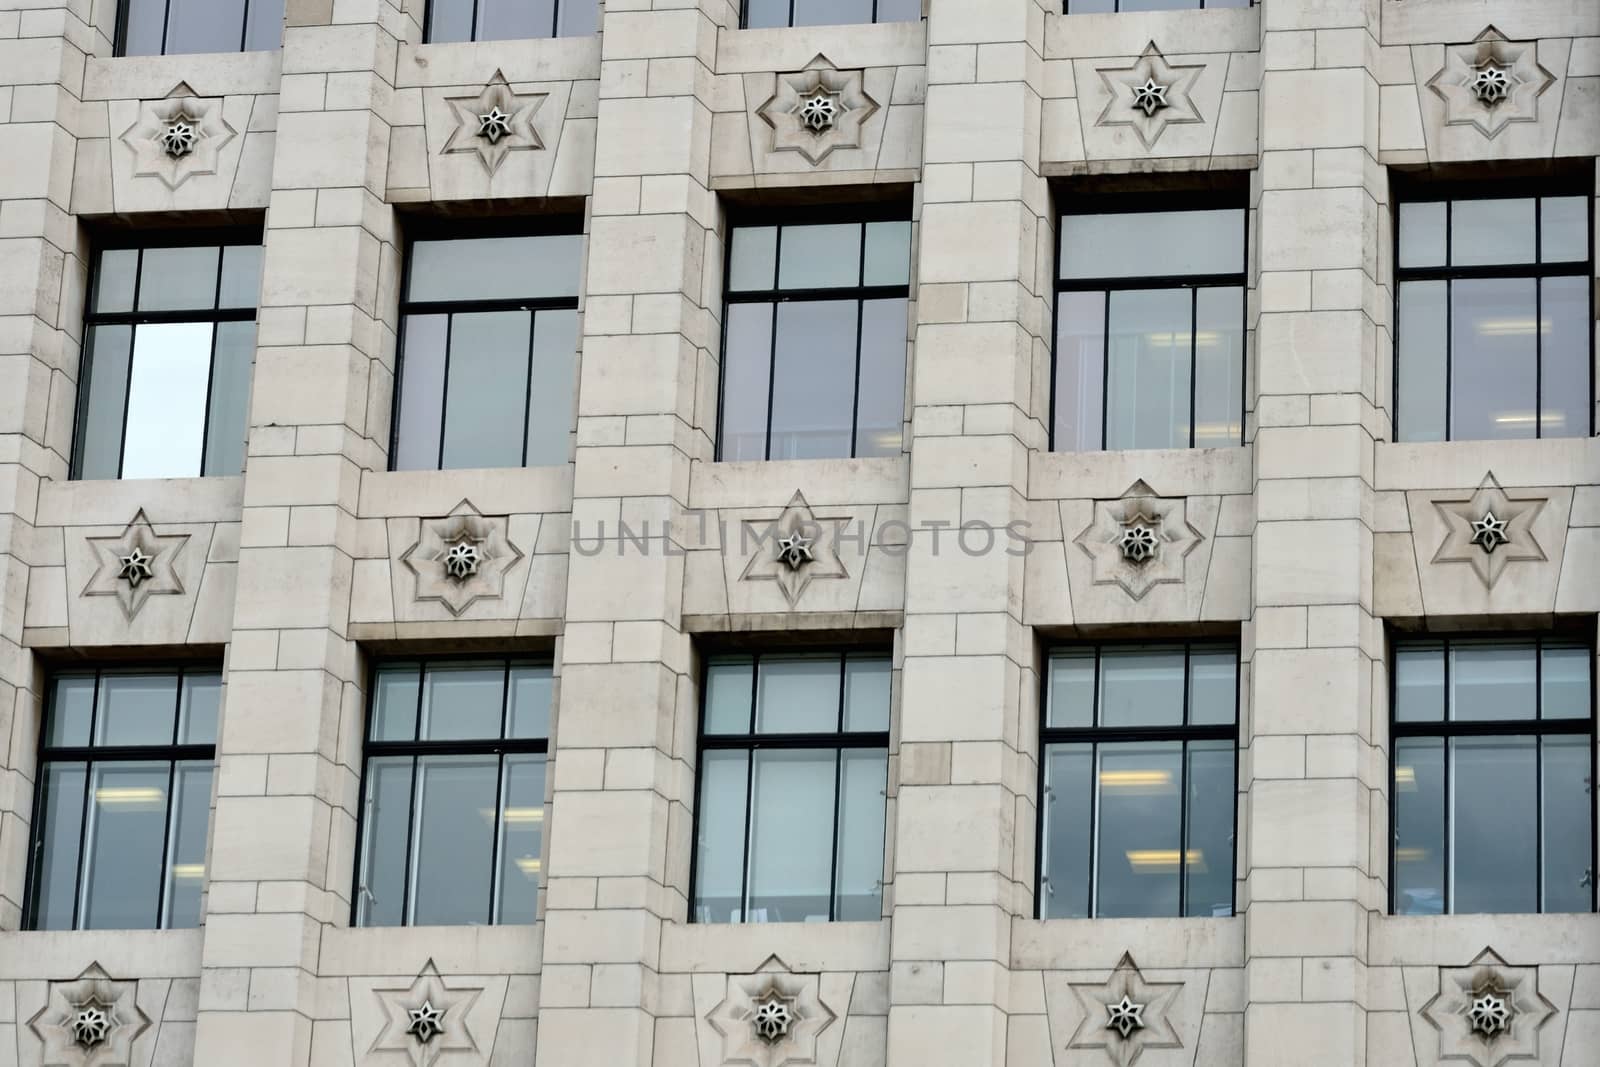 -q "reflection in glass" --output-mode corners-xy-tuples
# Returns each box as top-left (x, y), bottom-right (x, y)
(95, 249), (138, 313)
(1041, 744), (1092, 918)
(855, 298), (909, 458)
(426, 0), (595, 41)
(527, 308), (579, 466)
(1047, 650), (1096, 729)
(496, 754), (546, 923)
(769, 300), (857, 459)
(121, 322), (213, 479)
(163, 762), (213, 927)
(778, 223), (860, 289)
(746, 0), (918, 30)
(1061, 210), (1244, 279)
(409, 754), (498, 925)
(1393, 737), (1444, 915)
(1398, 201), (1446, 268)
(694, 750), (750, 922)
(719, 303), (776, 462)
(756, 656), (840, 734)
(138, 245), (220, 312)
(442, 311), (532, 470)
(421, 663), (507, 741)
(31, 763), (87, 930)
(1184, 741), (1234, 916)
(1451, 198), (1535, 266)
(1099, 646), (1185, 728)
(177, 672), (223, 745)
(409, 235), (582, 303)
(1450, 642), (1535, 721)
(1397, 280), (1447, 443)
(1452, 736), (1536, 914)
(76, 325), (133, 480)
(834, 748), (887, 920)
(371, 664), (422, 742)
(356, 756), (415, 927)
(1541, 276), (1589, 440)
(1054, 290), (1107, 452)
(843, 657), (892, 733)
(1105, 288), (1191, 450)
(1394, 643), (1444, 722)
(80, 762), (168, 929)
(730, 227), (778, 291)
(1188, 648), (1238, 726)
(508, 666), (553, 739)
(394, 315), (448, 472)
(47, 676), (95, 748)
(204, 321), (255, 476)
(704, 658), (756, 734)
(1541, 644), (1591, 720)
(1542, 736), (1592, 913)
(746, 750), (834, 921)
(1096, 742), (1182, 918)
(97, 673), (179, 747)
(1540, 197), (1589, 263)
(1450, 278), (1537, 442)
(1194, 287), (1244, 447)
